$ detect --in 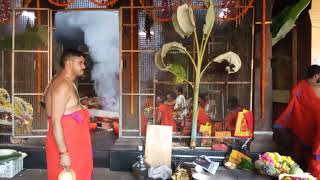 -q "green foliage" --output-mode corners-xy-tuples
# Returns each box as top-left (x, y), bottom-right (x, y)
(168, 63), (187, 83)
(271, 0), (310, 46)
